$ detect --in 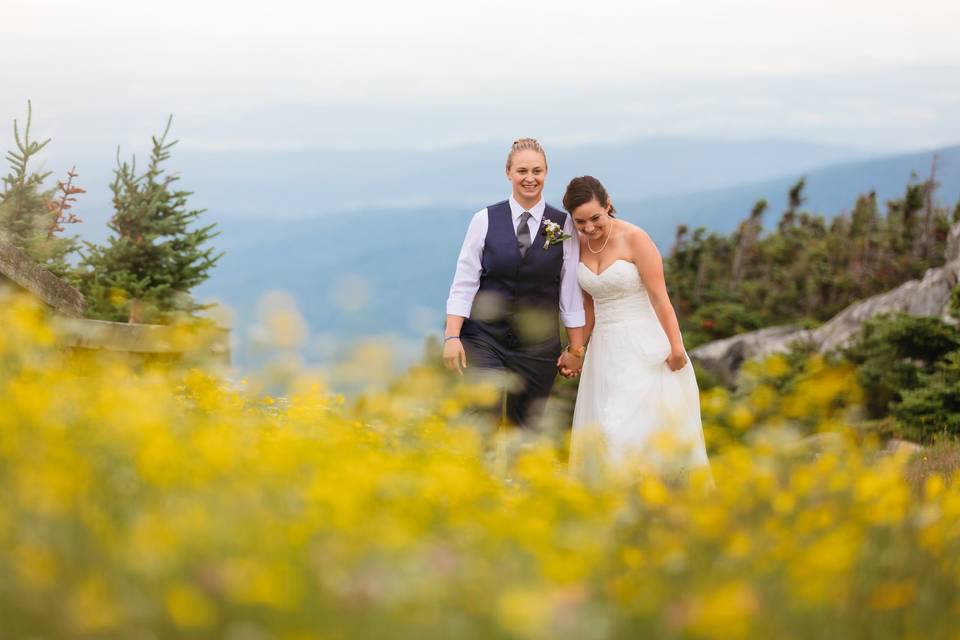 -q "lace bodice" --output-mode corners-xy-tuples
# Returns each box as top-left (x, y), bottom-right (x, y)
(577, 259), (655, 327)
